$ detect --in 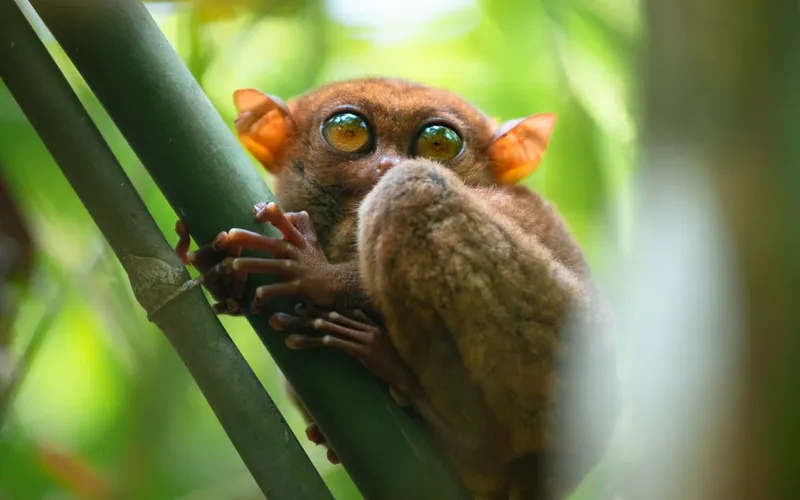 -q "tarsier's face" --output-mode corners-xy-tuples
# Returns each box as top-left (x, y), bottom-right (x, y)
(232, 78), (555, 255)
(276, 79), (502, 193)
